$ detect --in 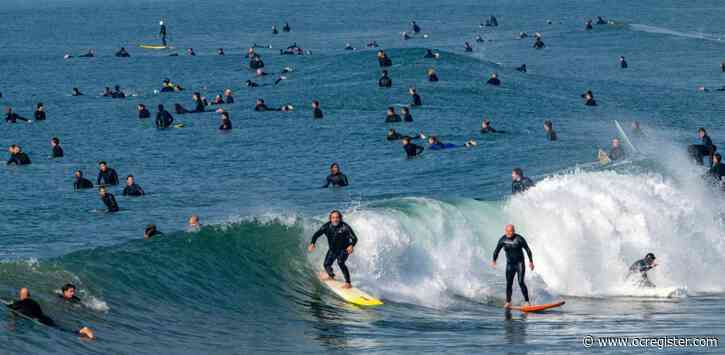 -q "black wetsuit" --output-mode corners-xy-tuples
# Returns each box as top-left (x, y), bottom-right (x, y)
(481, 127), (498, 134)
(512, 177), (535, 194)
(123, 183), (145, 196)
(533, 39), (545, 49)
(428, 73), (439, 82)
(585, 98), (597, 106)
(255, 104), (278, 112)
(7, 299), (56, 327)
(323, 173), (349, 188)
(160, 25), (167, 46)
(387, 132), (404, 141)
(225, 96), (234, 104)
(313, 108), (324, 119)
(34, 110), (46, 121)
(7, 153), (31, 165)
(97, 169), (119, 186)
(487, 78), (501, 86)
(493, 234), (533, 303)
(411, 93), (422, 106)
(378, 56), (392, 67)
(379, 75), (392, 88)
(155, 110), (174, 128)
(52, 146), (64, 158)
(620, 60), (628, 69)
(74, 177), (93, 190)
(609, 147), (625, 161)
(547, 130), (558, 141)
(386, 114), (401, 123)
(707, 162), (725, 182)
(6, 113), (29, 123)
(404, 142), (424, 157)
(424, 51), (436, 58)
(689, 135), (716, 165)
(219, 119), (232, 130)
(628, 259), (655, 287)
(102, 193), (119, 212)
(59, 295), (81, 303)
(516, 64), (527, 72)
(402, 113), (413, 122)
(311, 222), (358, 283)
(193, 99), (206, 113)
(139, 108), (151, 119)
